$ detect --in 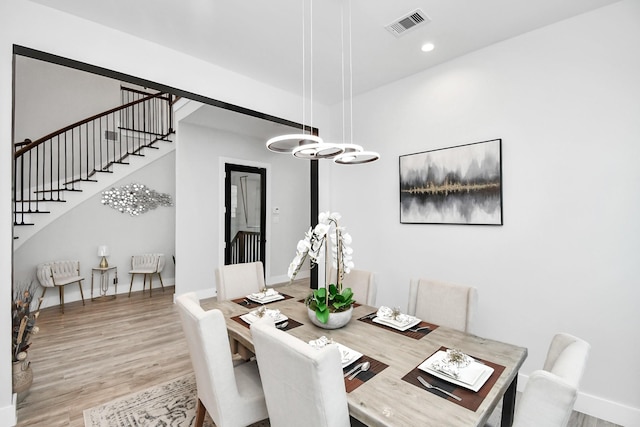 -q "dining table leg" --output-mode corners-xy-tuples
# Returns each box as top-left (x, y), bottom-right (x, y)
(501, 376), (518, 427)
